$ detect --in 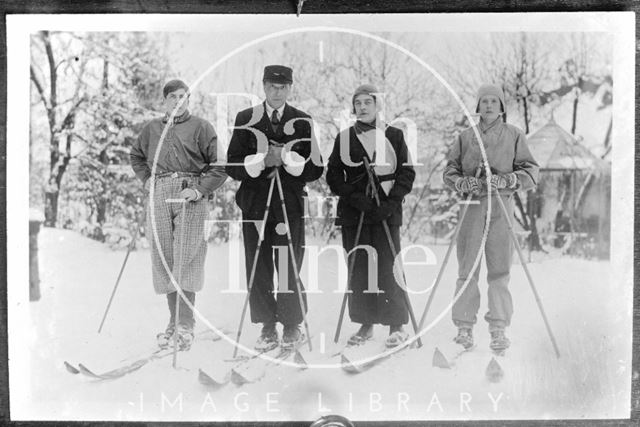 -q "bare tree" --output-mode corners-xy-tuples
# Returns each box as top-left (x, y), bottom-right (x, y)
(30, 31), (89, 226)
(31, 31), (171, 234)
